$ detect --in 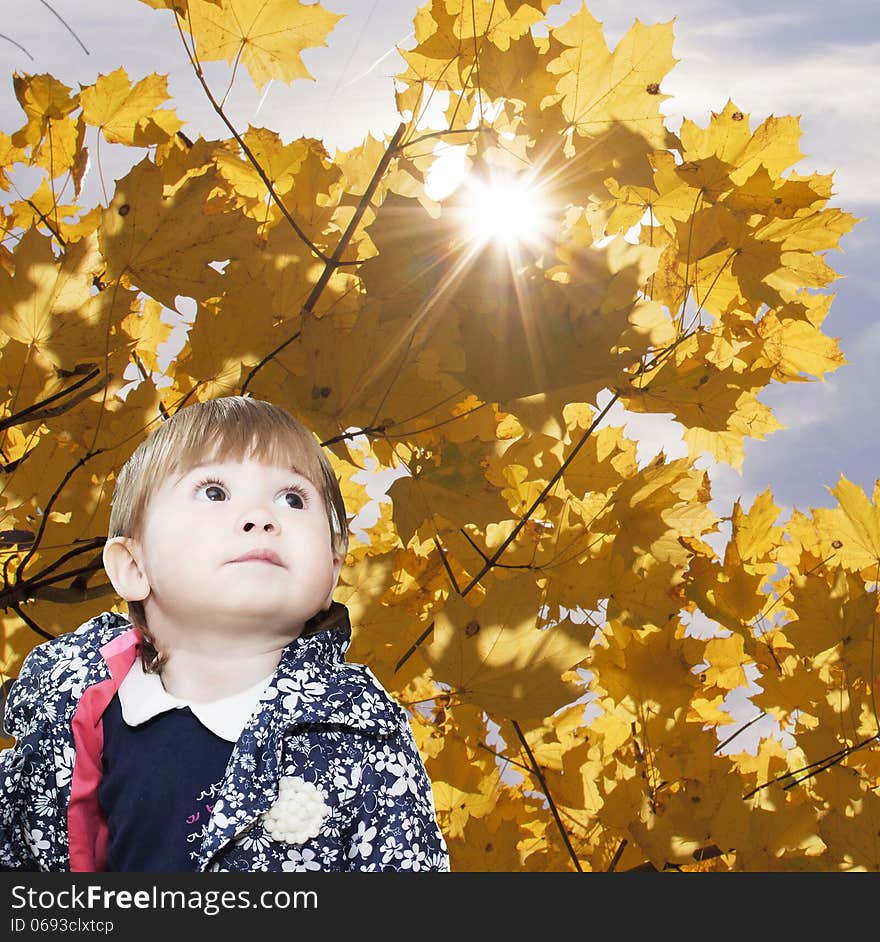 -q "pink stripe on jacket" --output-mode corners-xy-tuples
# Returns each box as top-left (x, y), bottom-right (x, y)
(68, 628), (141, 872)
